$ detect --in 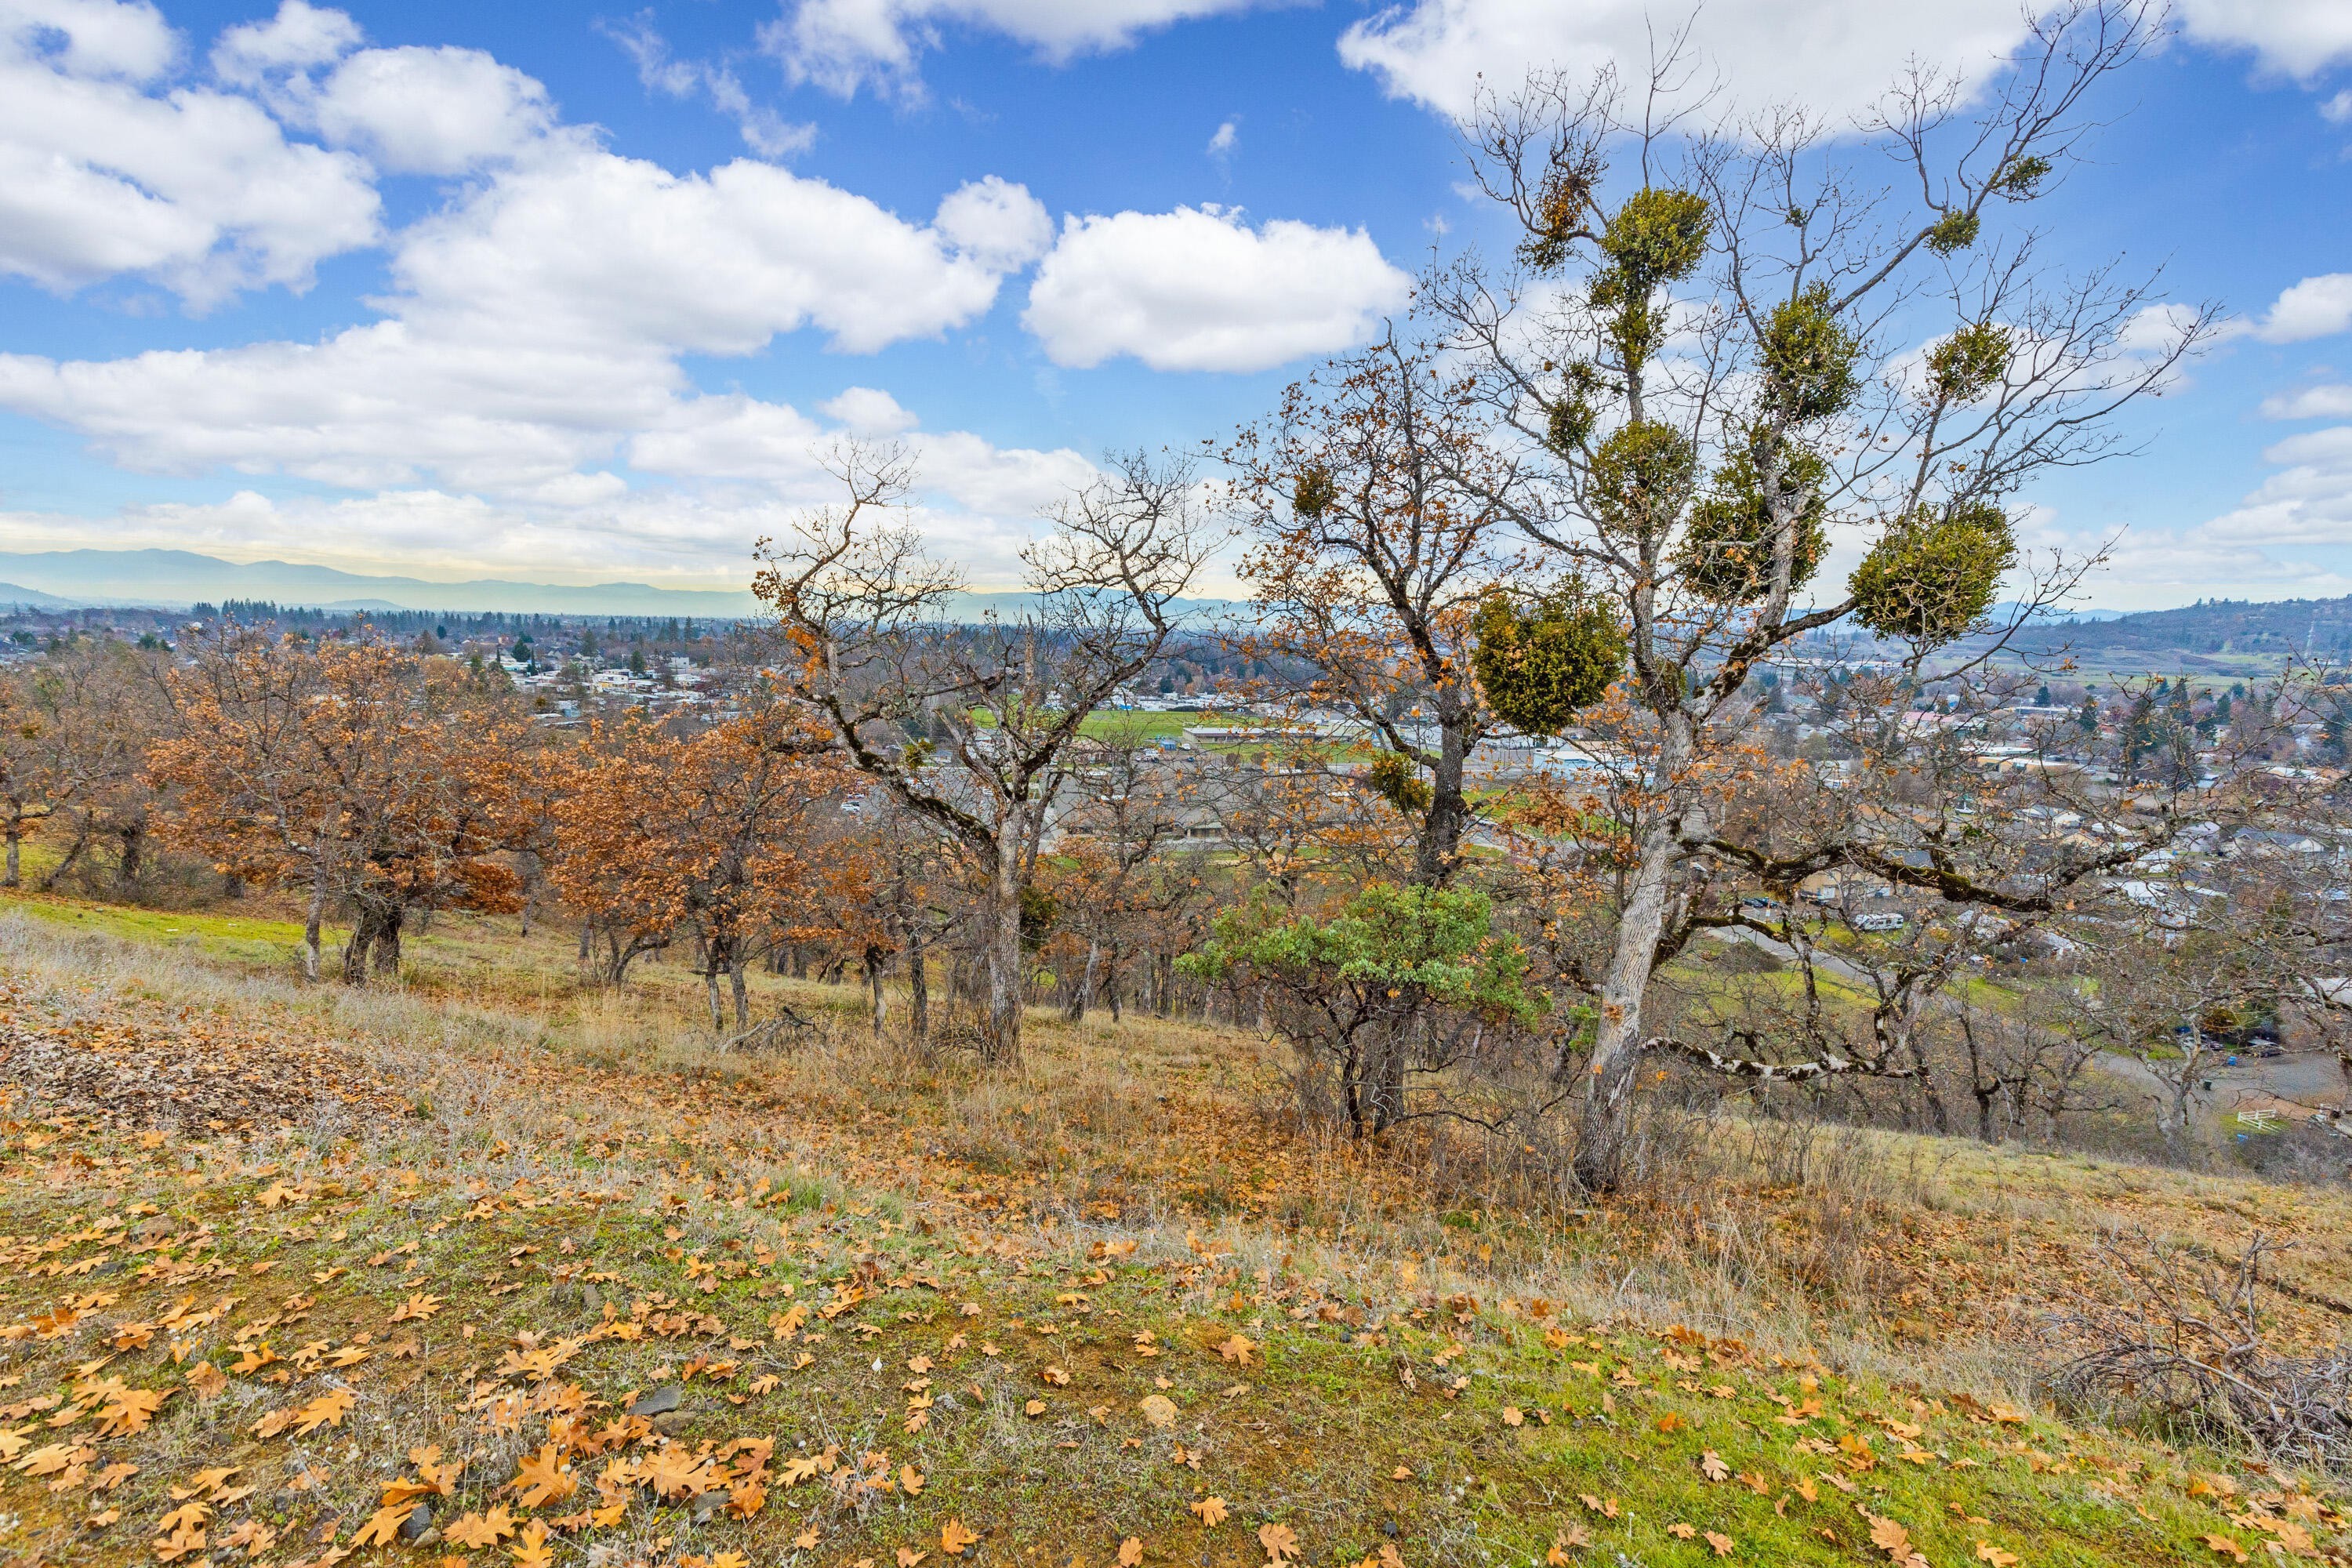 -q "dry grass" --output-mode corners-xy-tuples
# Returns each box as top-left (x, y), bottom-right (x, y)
(6, 902), (2349, 1407)
(5, 903), (2351, 1567)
